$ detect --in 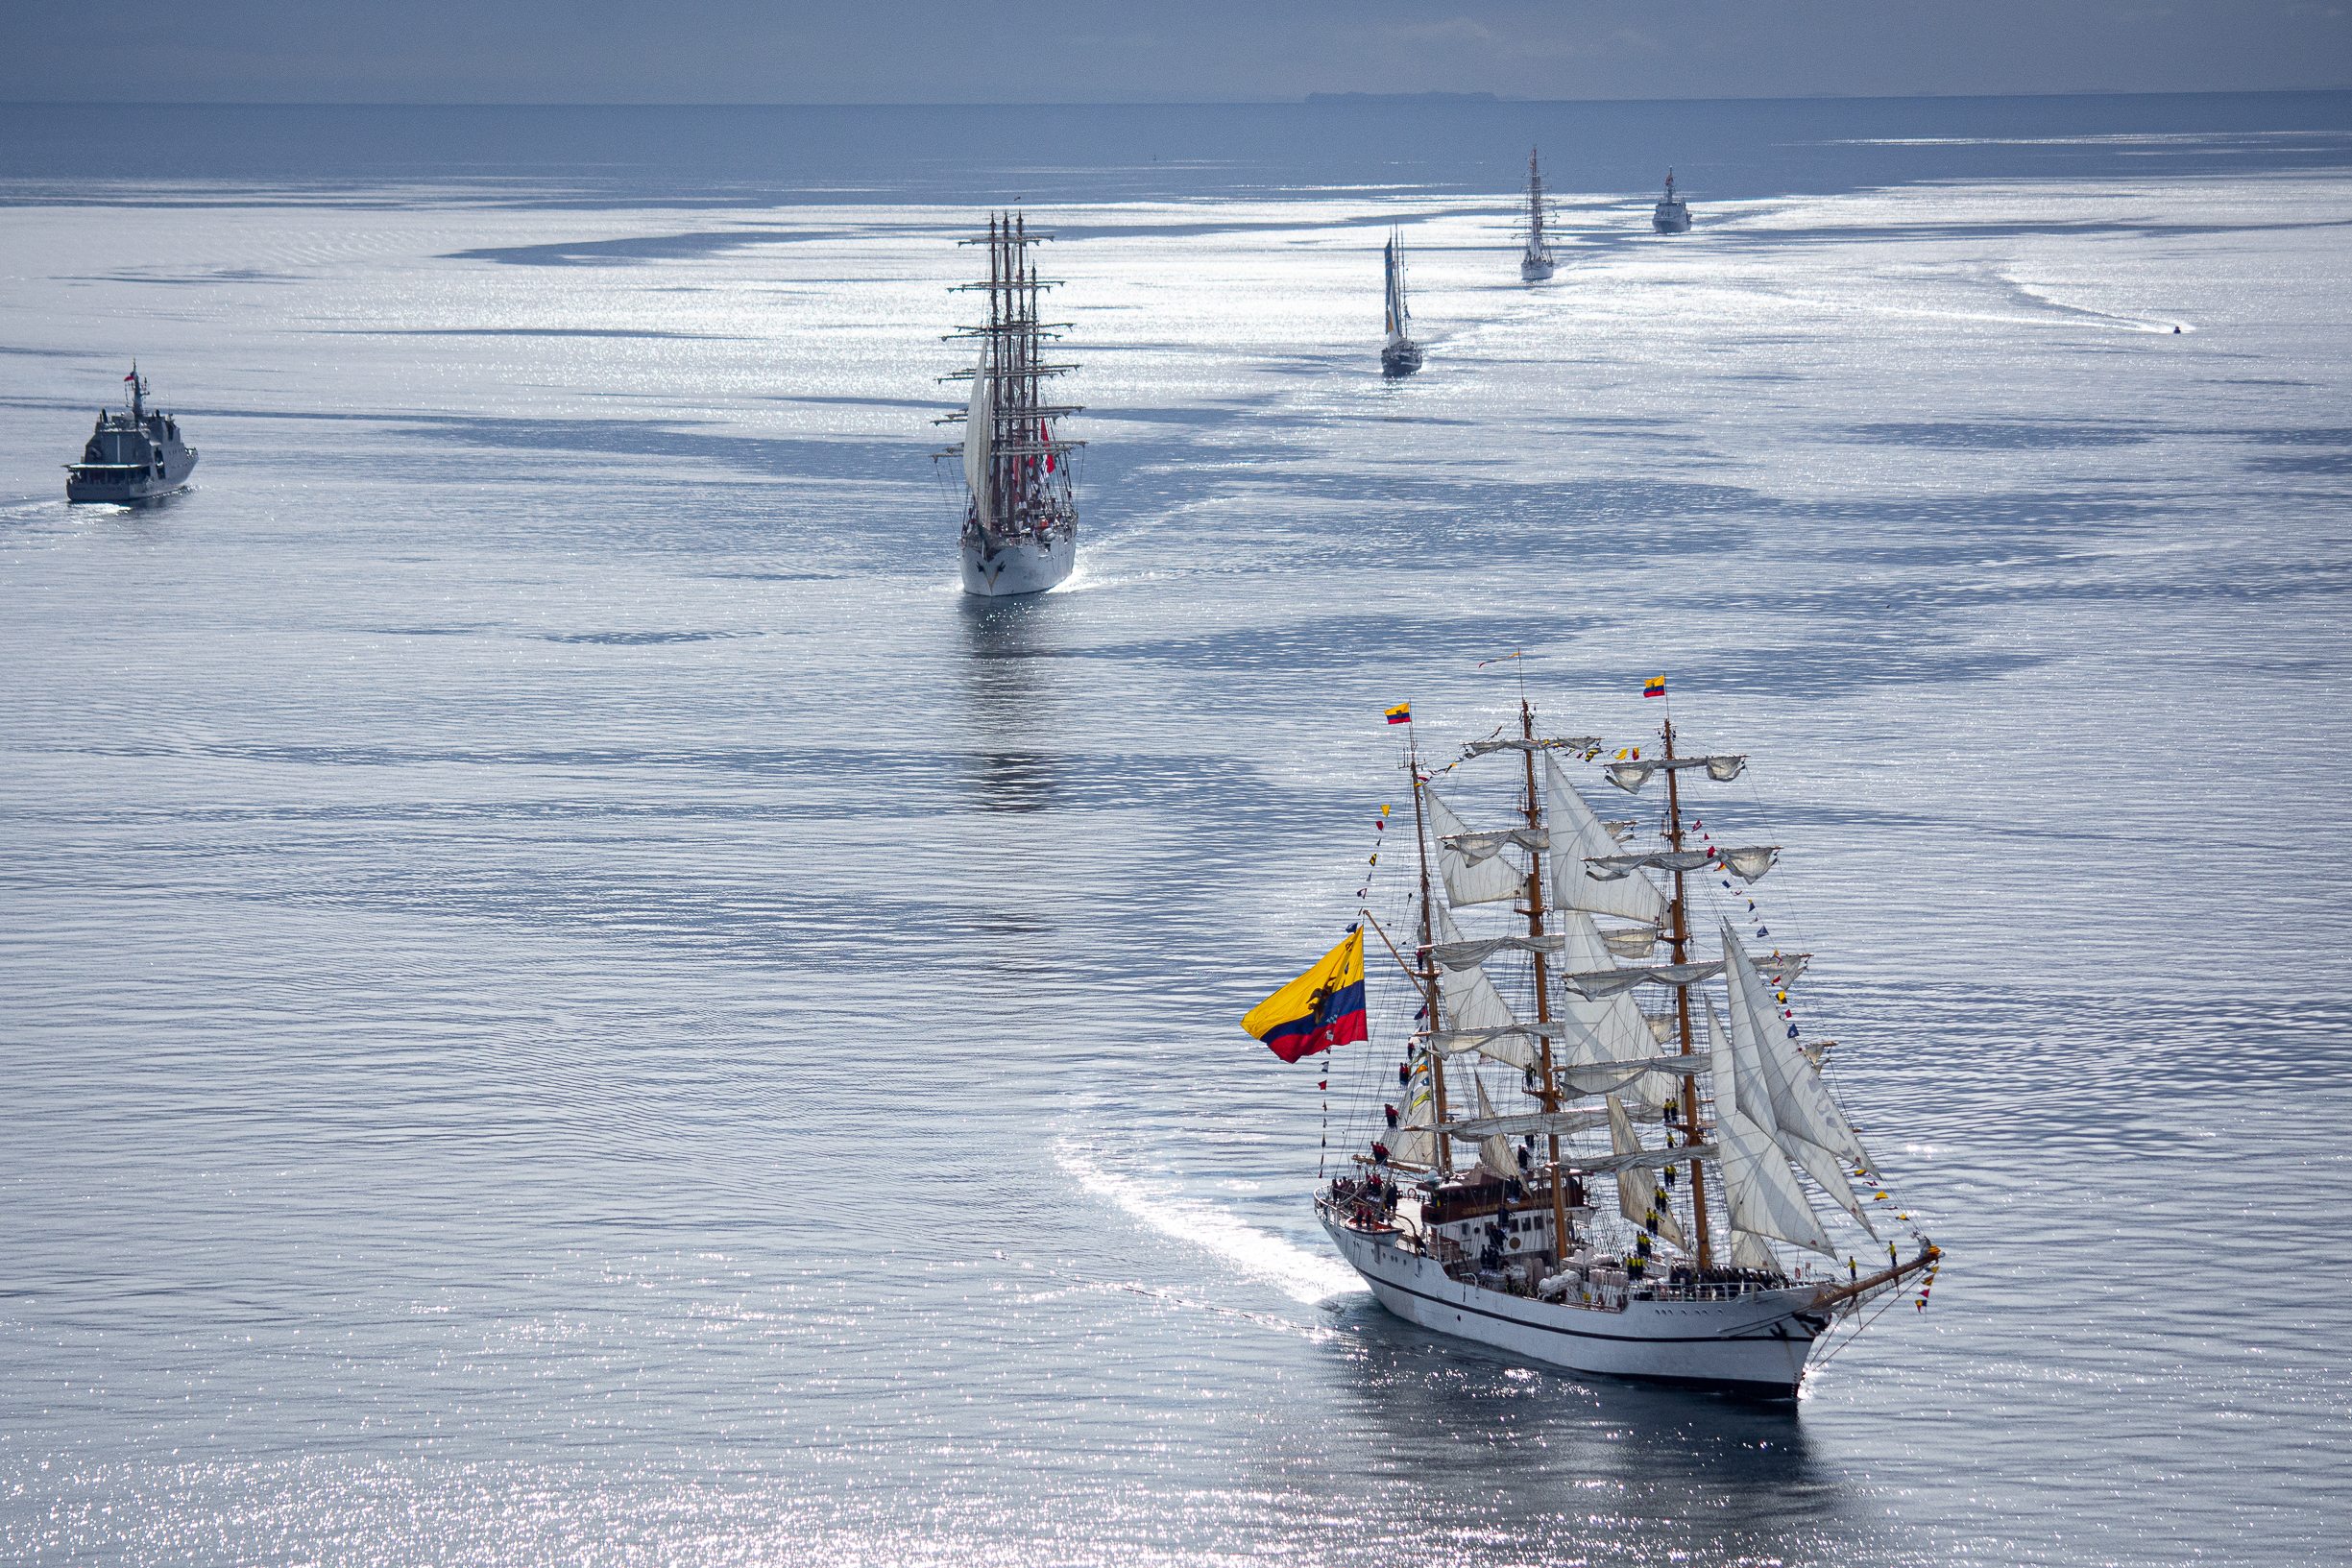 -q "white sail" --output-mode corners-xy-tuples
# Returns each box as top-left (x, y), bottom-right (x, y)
(1473, 1077), (1520, 1182)
(1384, 234), (1409, 342)
(1607, 1095), (1686, 1247)
(1710, 969), (1837, 1254)
(1727, 1229), (1782, 1271)
(1429, 904), (1536, 1070)
(962, 340), (992, 519)
(1550, 906), (1681, 1106)
(1709, 990), (1876, 1237)
(1389, 1052), (1439, 1167)
(1545, 755), (1667, 924)
(1426, 790), (1522, 905)
(1712, 1098), (1833, 1256)
(1723, 920), (1877, 1173)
